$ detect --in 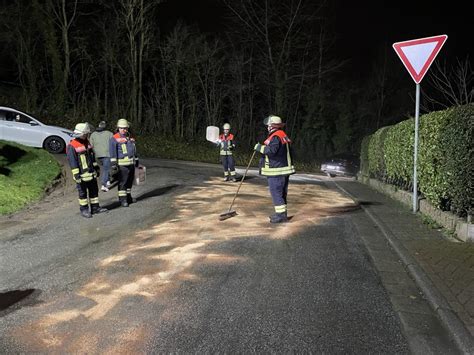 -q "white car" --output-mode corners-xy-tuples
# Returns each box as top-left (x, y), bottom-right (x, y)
(0, 106), (74, 154)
